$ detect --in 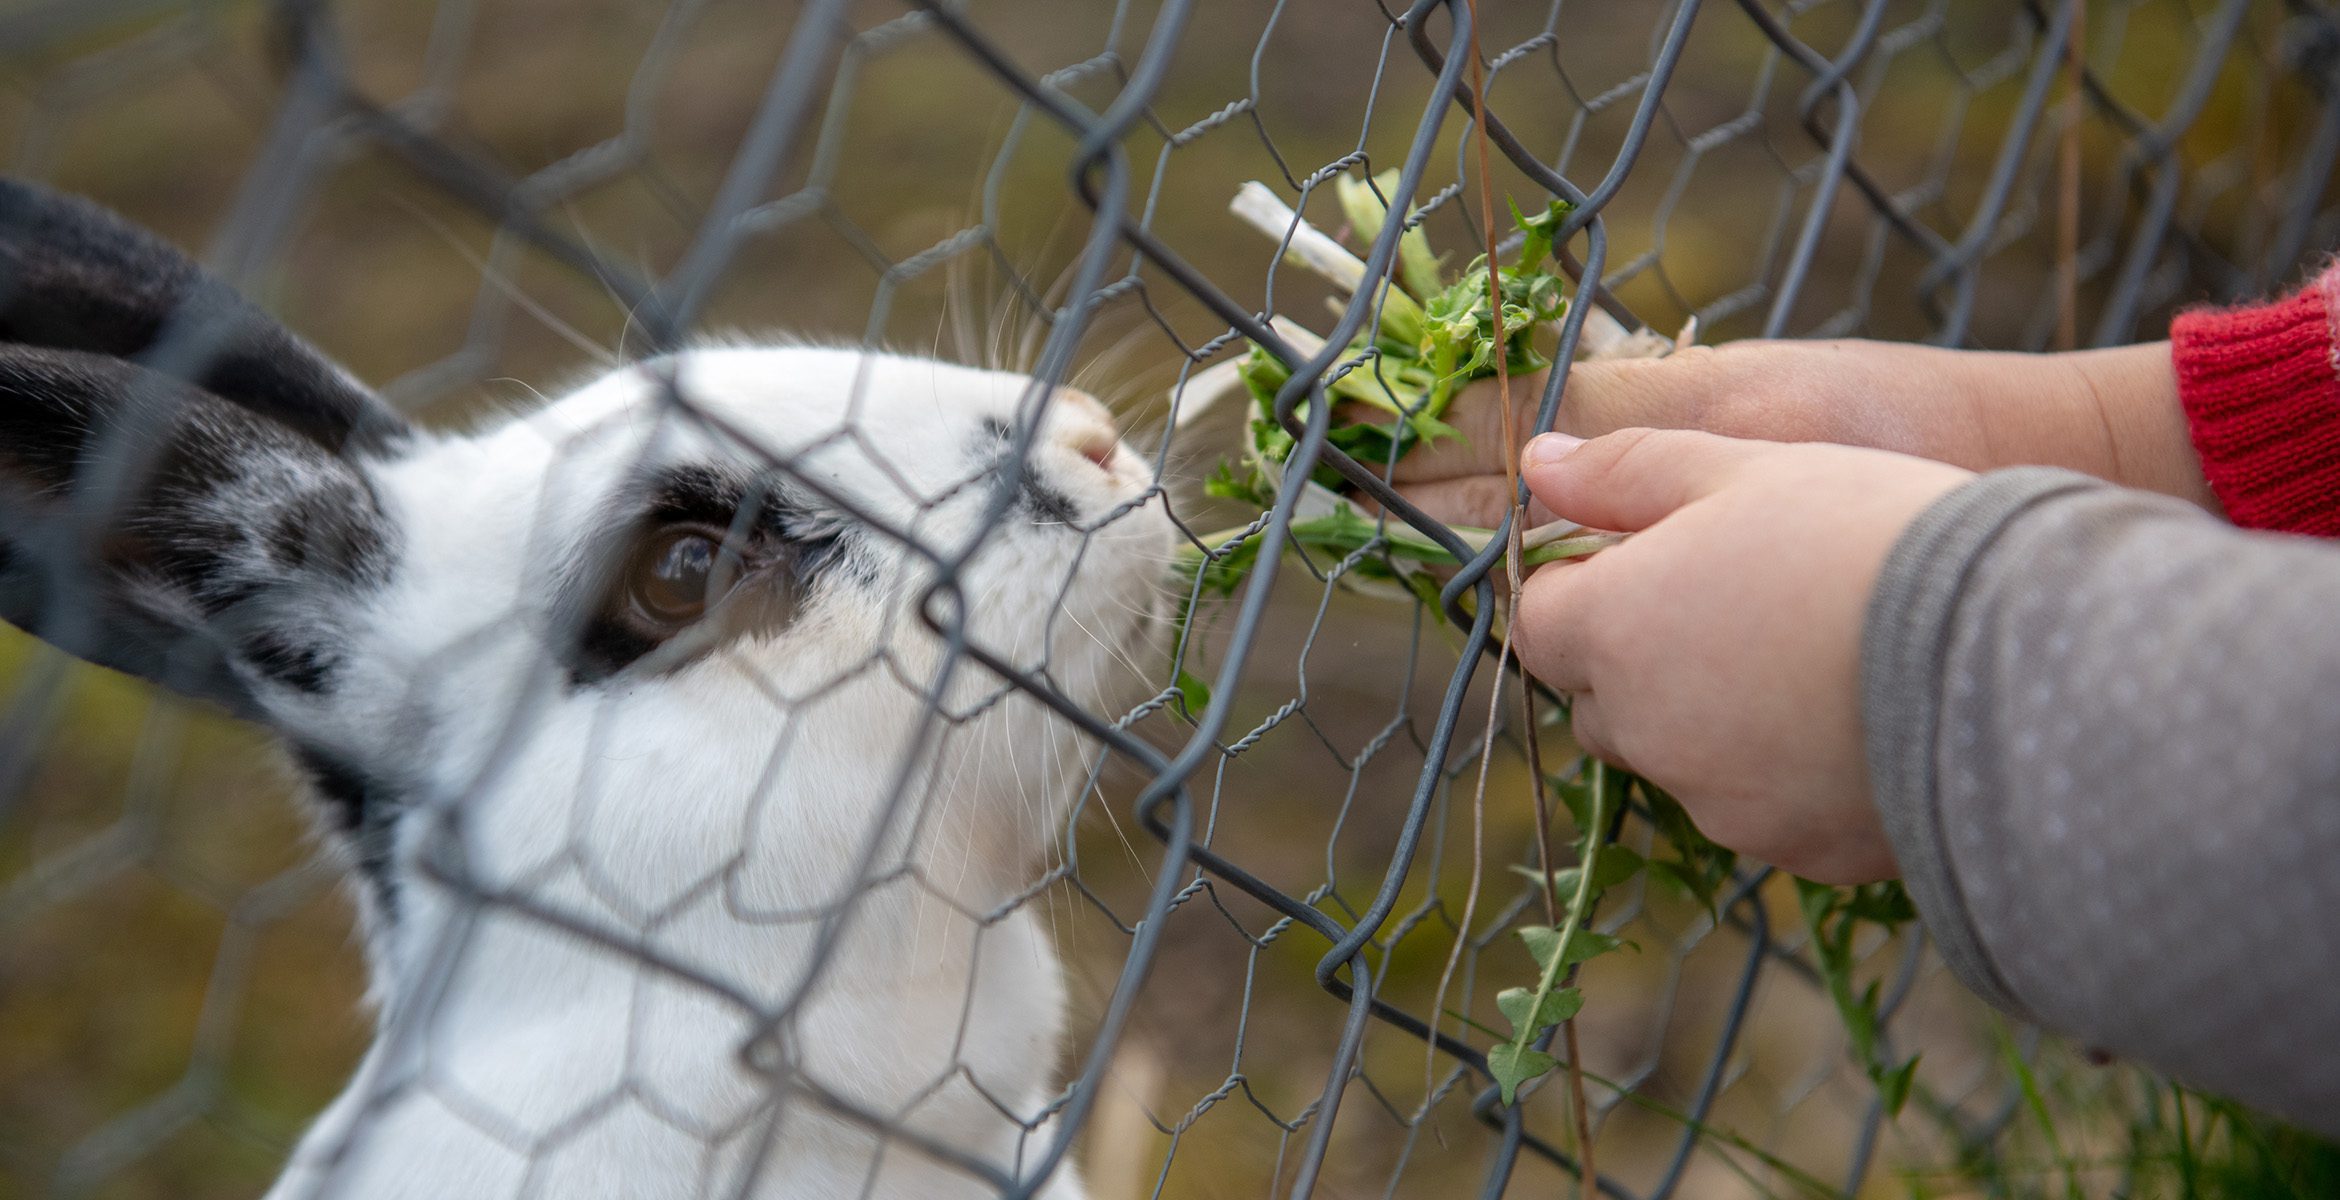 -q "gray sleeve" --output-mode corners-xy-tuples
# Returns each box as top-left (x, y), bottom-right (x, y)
(1863, 467), (2340, 1135)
